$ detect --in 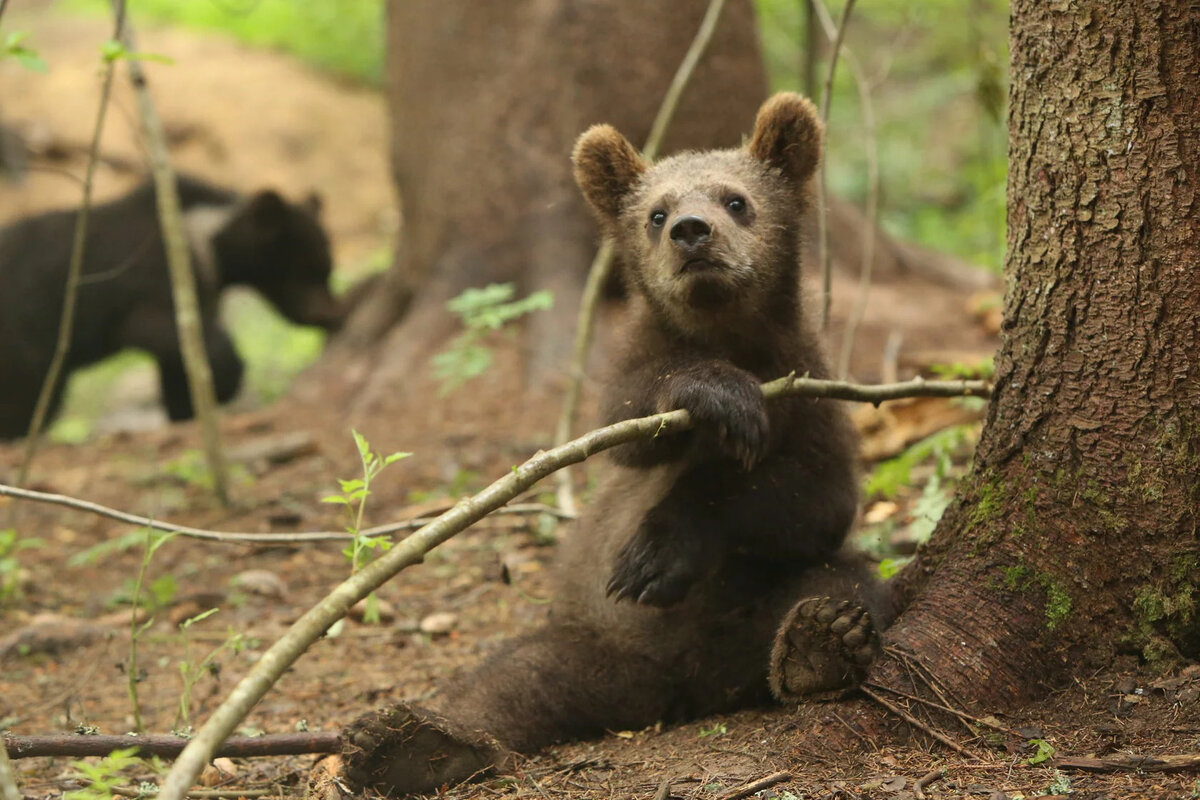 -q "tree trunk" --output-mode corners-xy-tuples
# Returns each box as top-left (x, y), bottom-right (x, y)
(873, 0), (1200, 712)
